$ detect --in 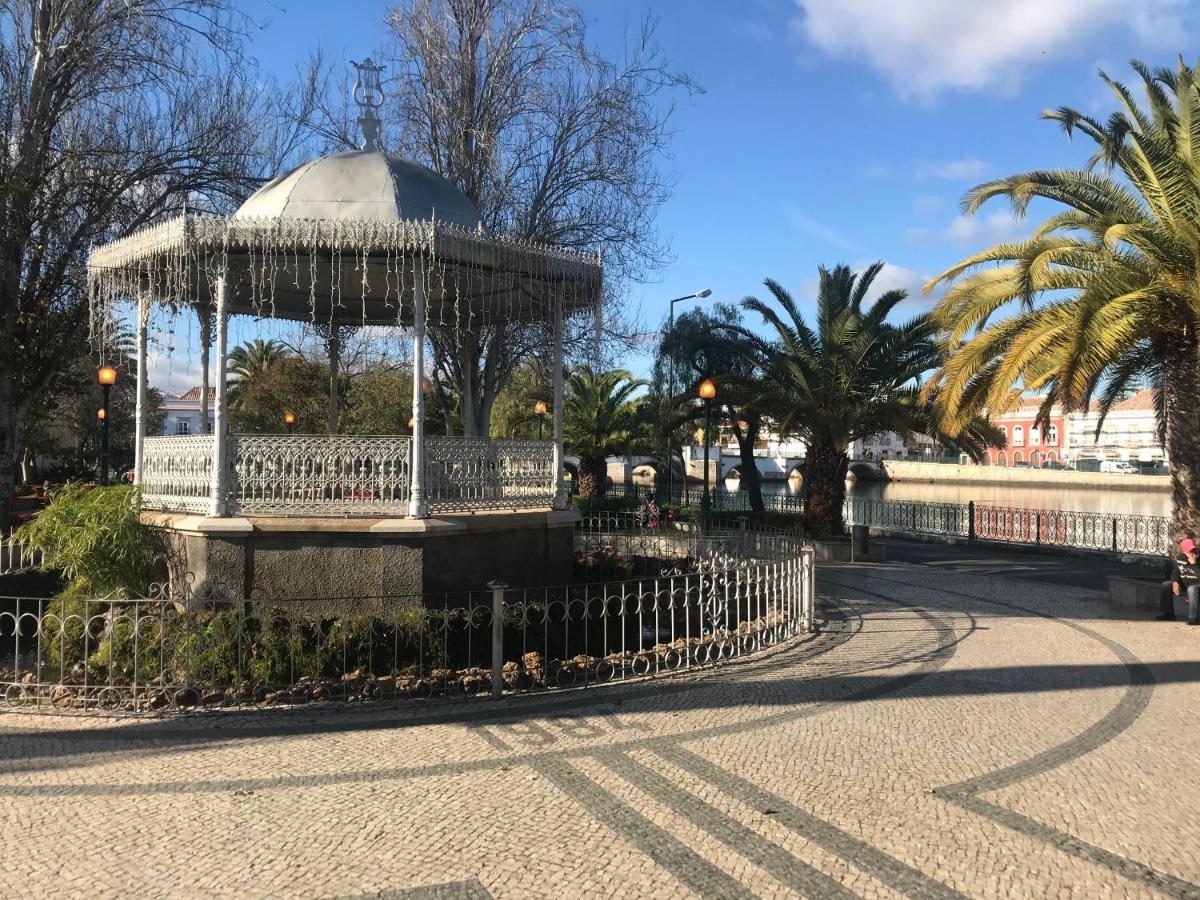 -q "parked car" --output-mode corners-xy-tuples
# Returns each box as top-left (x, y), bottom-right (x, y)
(1099, 460), (1138, 474)
(1012, 461), (1032, 469)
